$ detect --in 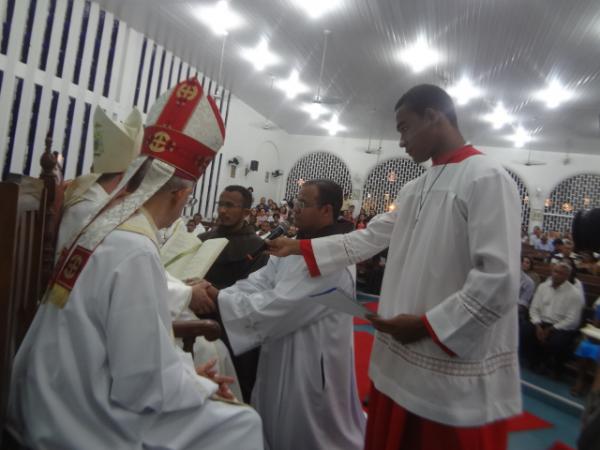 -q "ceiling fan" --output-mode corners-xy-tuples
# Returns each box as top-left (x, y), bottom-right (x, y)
(515, 149), (546, 166)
